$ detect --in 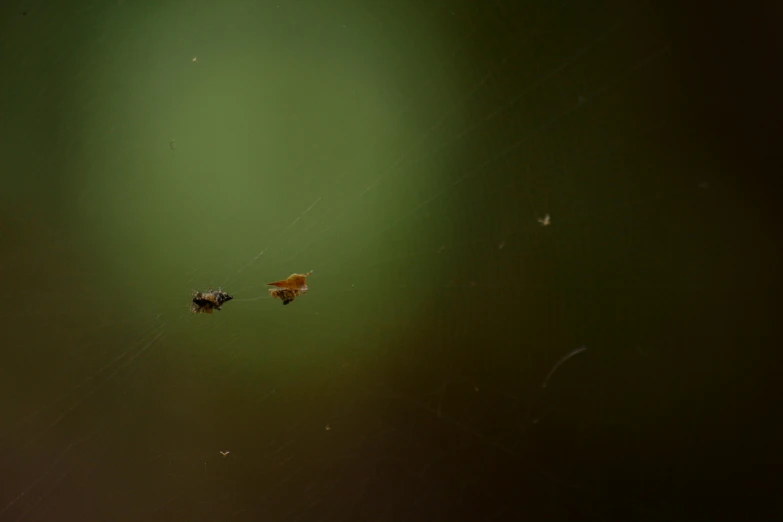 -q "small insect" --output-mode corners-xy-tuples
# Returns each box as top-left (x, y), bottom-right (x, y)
(268, 287), (301, 305)
(267, 271), (313, 305)
(219, 451), (230, 457)
(192, 56), (197, 63)
(190, 287), (233, 314)
(537, 214), (551, 226)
